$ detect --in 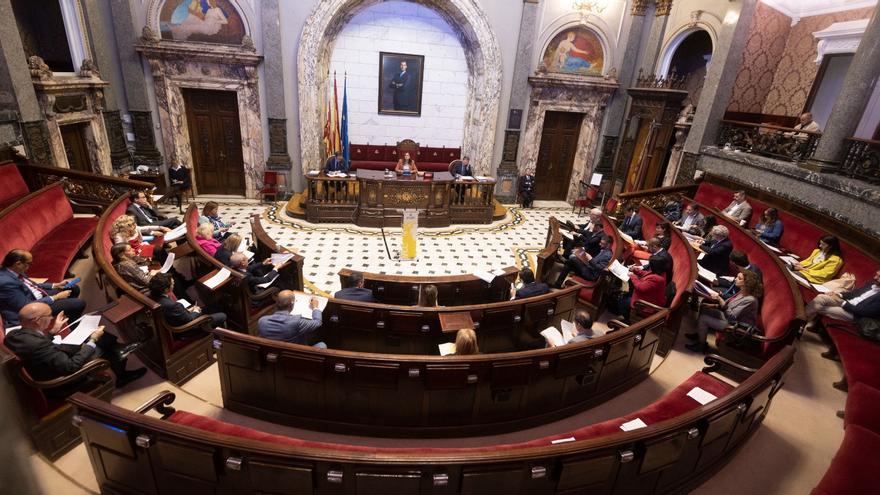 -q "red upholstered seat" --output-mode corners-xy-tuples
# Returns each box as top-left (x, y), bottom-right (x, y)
(0, 163), (29, 210)
(693, 182), (732, 211)
(30, 217), (99, 280)
(845, 383), (880, 434)
(168, 371), (732, 454)
(811, 425), (880, 495)
(827, 326), (880, 391)
(350, 144), (461, 172)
